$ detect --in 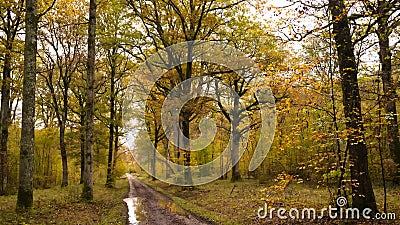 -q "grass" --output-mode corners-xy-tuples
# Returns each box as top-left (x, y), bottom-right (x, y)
(140, 175), (400, 225)
(0, 179), (128, 224)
